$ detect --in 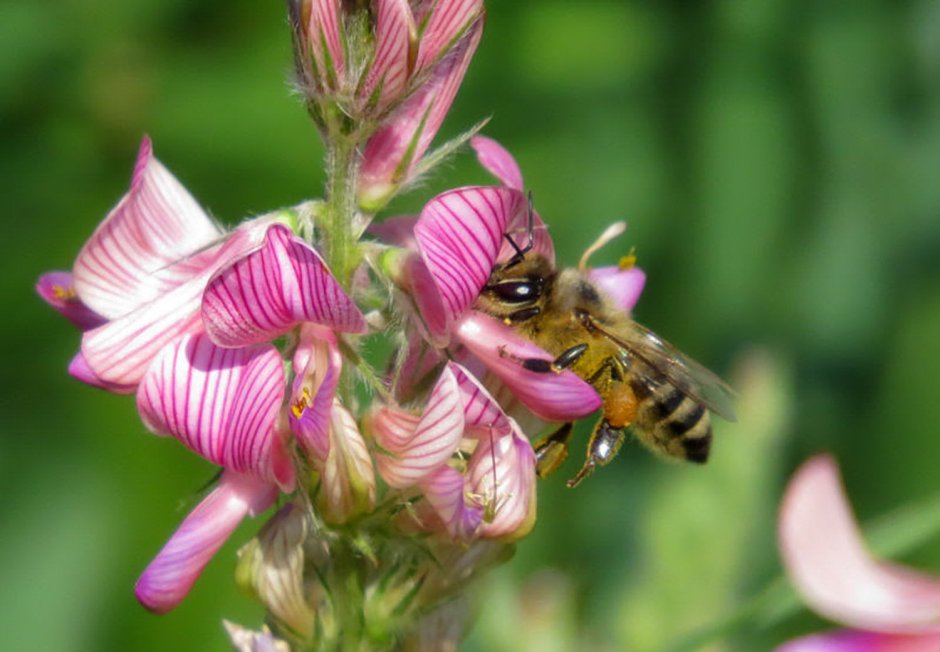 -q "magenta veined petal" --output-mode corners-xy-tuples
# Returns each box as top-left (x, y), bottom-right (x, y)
(413, 0), (484, 76)
(779, 455), (940, 633)
(446, 360), (514, 434)
(73, 137), (222, 320)
(420, 465), (483, 541)
(373, 366), (465, 489)
(470, 135), (524, 191)
(775, 629), (940, 652)
(468, 421), (537, 540)
(307, 0), (345, 90)
(319, 401), (376, 522)
(80, 223), (268, 389)
(202, 224), (366, 348)
(359, 0), (415, 113)
(36, 271), (107, 331)
(454, 312), (602, 422)
(289, 325), (342, 461)
(136, 470), (277, 614)
(136, 333), (294, 490)
(68, 351), (136, 393)
(414, 187), (525, 338)
(588, 265), (646, 312)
